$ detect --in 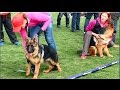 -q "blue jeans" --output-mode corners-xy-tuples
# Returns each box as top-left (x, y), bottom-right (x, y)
(28, 22), (57, 51)
(71, 13), (80, 30)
